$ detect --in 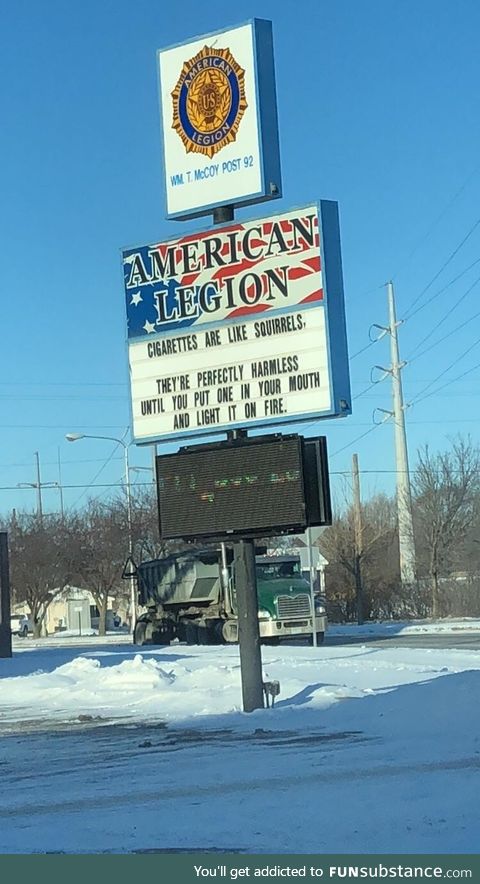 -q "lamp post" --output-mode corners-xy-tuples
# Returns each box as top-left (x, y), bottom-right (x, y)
(65, 432), (136, 633)
(130, 465), (155, 484)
